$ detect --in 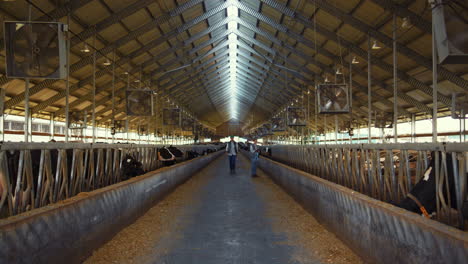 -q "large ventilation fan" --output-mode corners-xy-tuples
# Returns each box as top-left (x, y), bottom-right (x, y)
(374, 112), (393, 129)
(271, 117), (286, 131)
(432, 0), (468, 64)
(317, 84), (350, 113)
(287, 107), (307, 126)
(452, 92), (468, 119)
(4, 21), (67, 79)
(163, 108), (181, 126)
(126, 90), (153, 116)
(181, 117), (194, 131)
(67, 111), (87, 129)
